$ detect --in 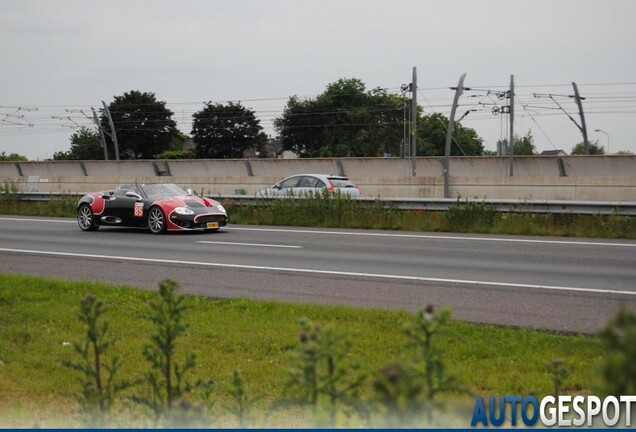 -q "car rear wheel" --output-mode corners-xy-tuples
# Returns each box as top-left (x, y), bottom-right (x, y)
(77, 204), (99, 231)
(147, 206), (167, 234)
